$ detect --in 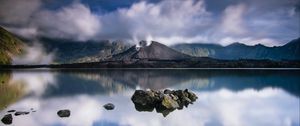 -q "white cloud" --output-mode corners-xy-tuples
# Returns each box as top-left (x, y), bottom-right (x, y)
(220, 4), (247, 35)
(95, 0), (212, 44)
(0, 0), (298, 46)
(35, 3), (101, 41)
(12, 43), (55, 65)
(6, 27), (38, 39)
